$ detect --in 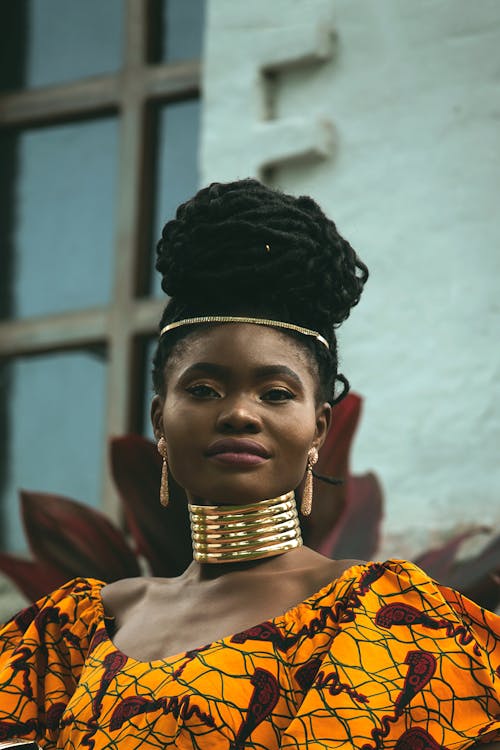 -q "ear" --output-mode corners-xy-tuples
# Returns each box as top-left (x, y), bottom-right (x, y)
(150, 395), (165, 441)
(314, 401), (332, 450)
